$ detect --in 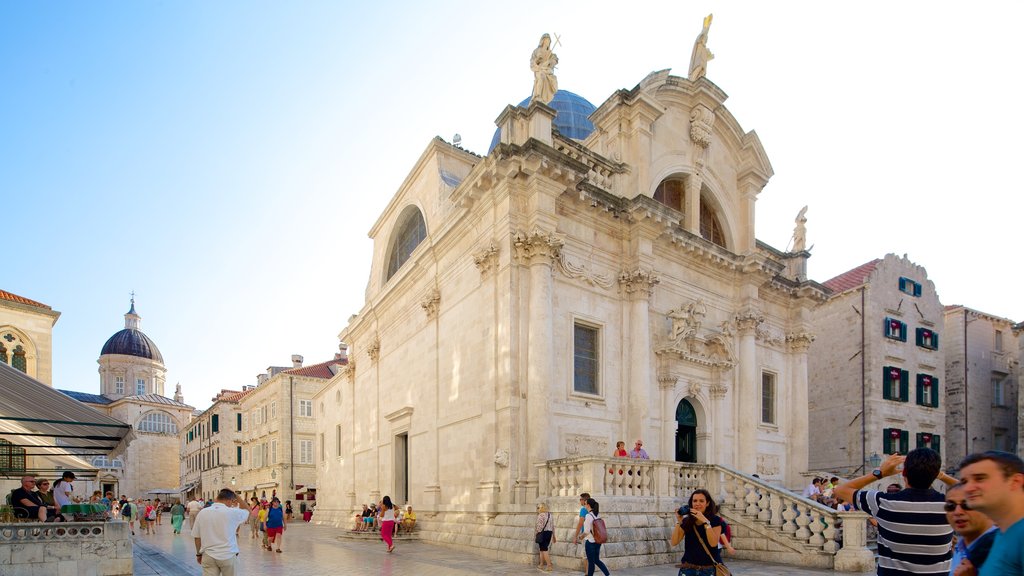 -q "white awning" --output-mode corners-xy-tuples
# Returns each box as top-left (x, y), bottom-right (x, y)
(255, 482), (277, 489)
(295, 484), (316, 494)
